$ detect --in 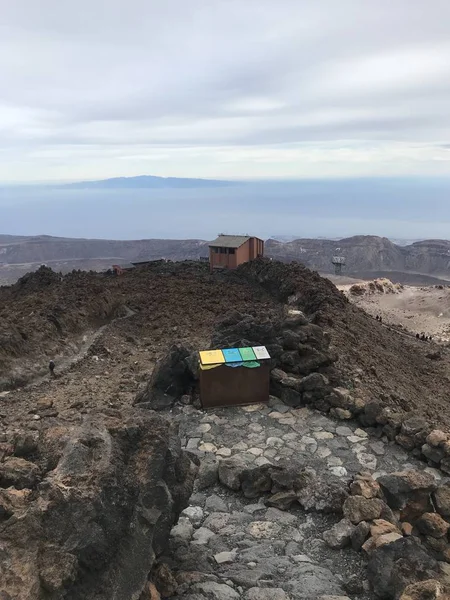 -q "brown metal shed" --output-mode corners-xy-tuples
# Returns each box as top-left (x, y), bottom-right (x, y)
(208, 234), (264, 271)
